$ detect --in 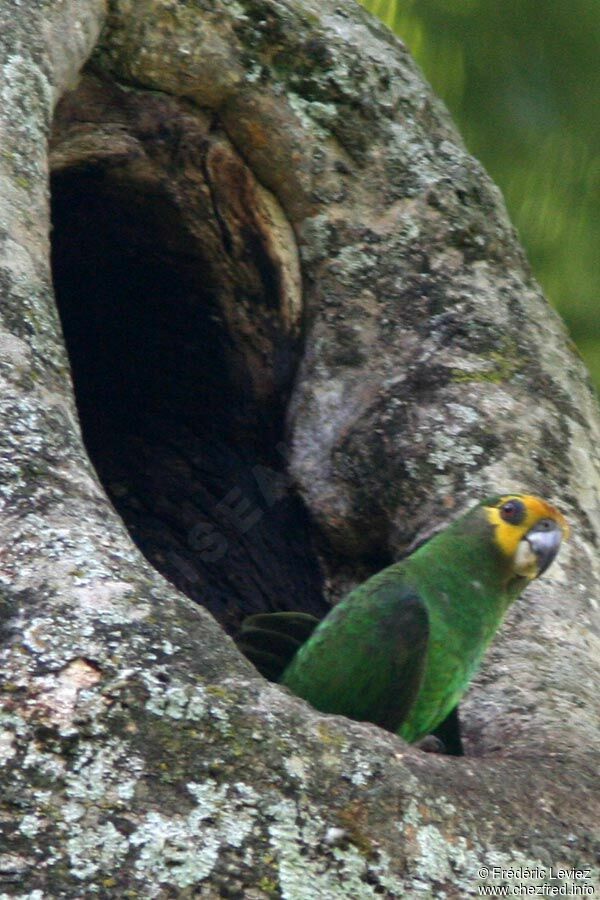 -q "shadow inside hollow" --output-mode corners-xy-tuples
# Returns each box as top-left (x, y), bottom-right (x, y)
(50, 160), (328, 633)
